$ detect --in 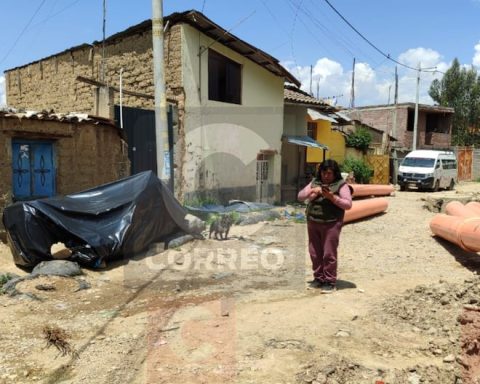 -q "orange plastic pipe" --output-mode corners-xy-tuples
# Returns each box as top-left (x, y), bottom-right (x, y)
(350, 184), (395, 198)
(465, 201), (480, 216)
(430, 214), (480, 252)
(445, 201), (479, 218)
(344, 198), (389, 223)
